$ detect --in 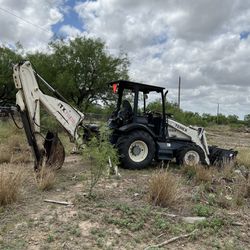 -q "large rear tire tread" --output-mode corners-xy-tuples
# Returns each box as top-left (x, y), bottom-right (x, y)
(116, 130), (155, 170)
